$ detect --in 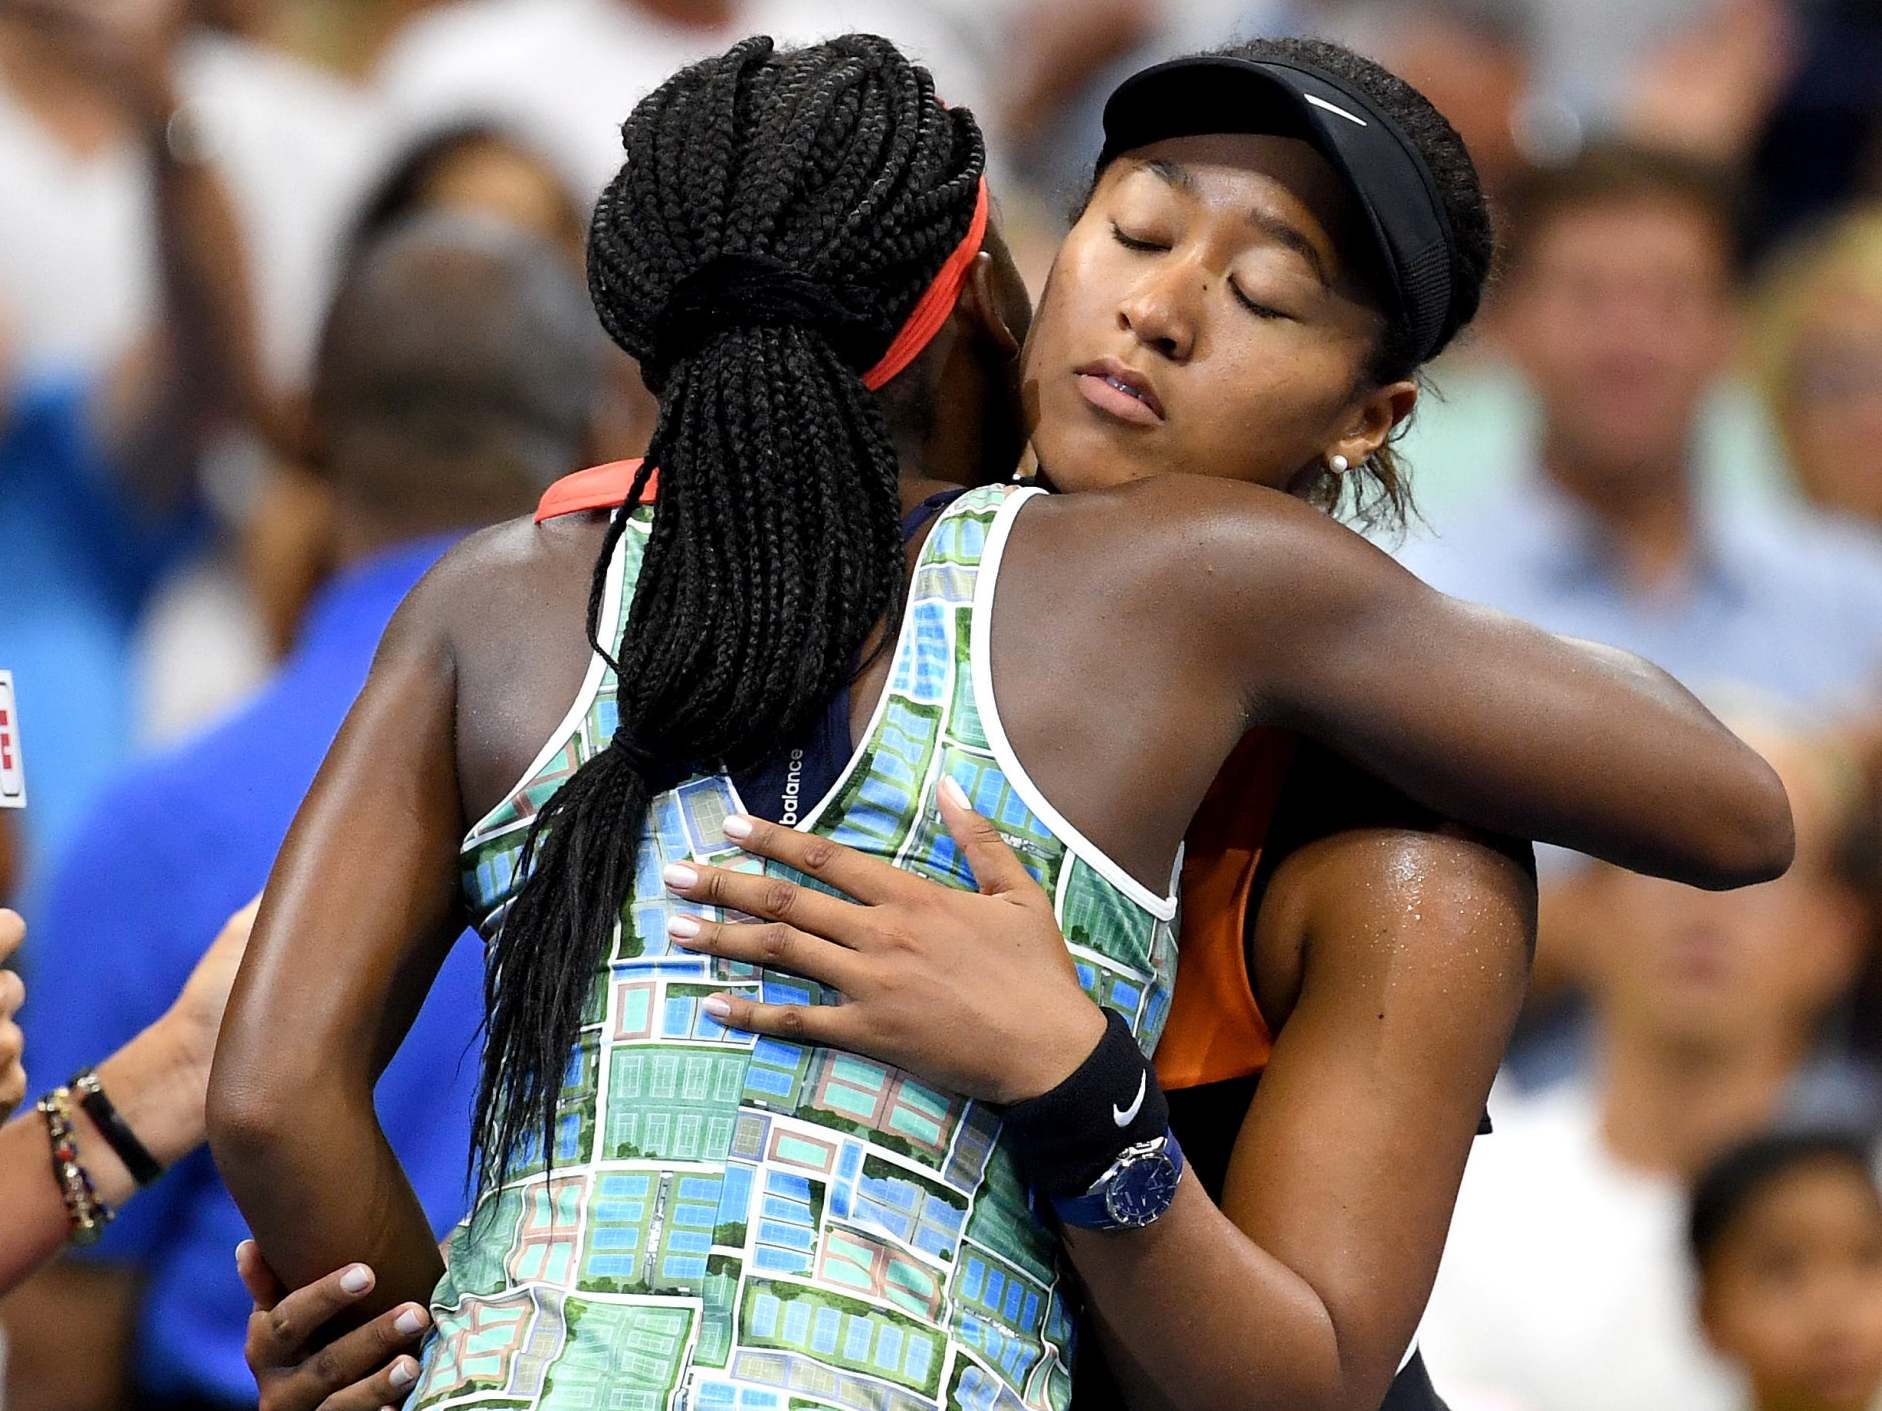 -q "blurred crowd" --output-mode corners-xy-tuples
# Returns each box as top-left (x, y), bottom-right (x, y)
(4, 1), (1882, 1409)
